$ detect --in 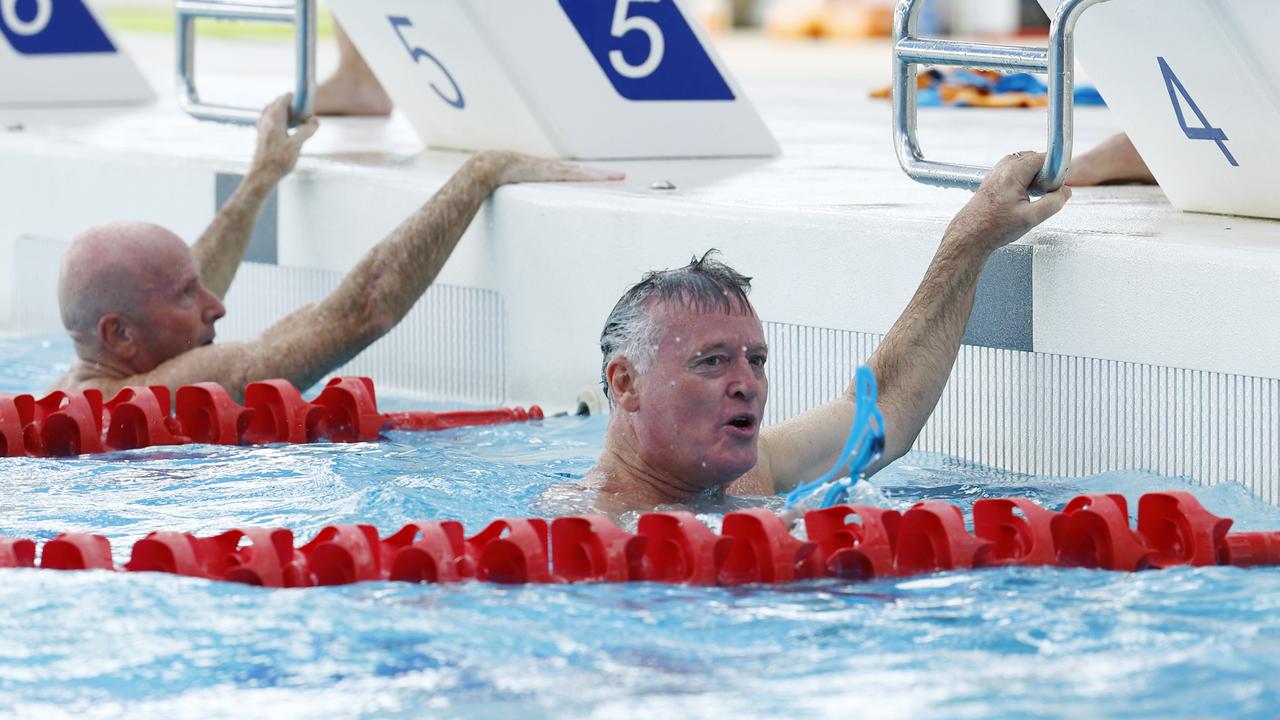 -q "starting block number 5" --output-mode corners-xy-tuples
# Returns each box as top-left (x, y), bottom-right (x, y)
(2, 0), (50, 35)
(560, 0), (733, 101)
(388, 15), (464, 109)
(0, 0), (113, 54)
